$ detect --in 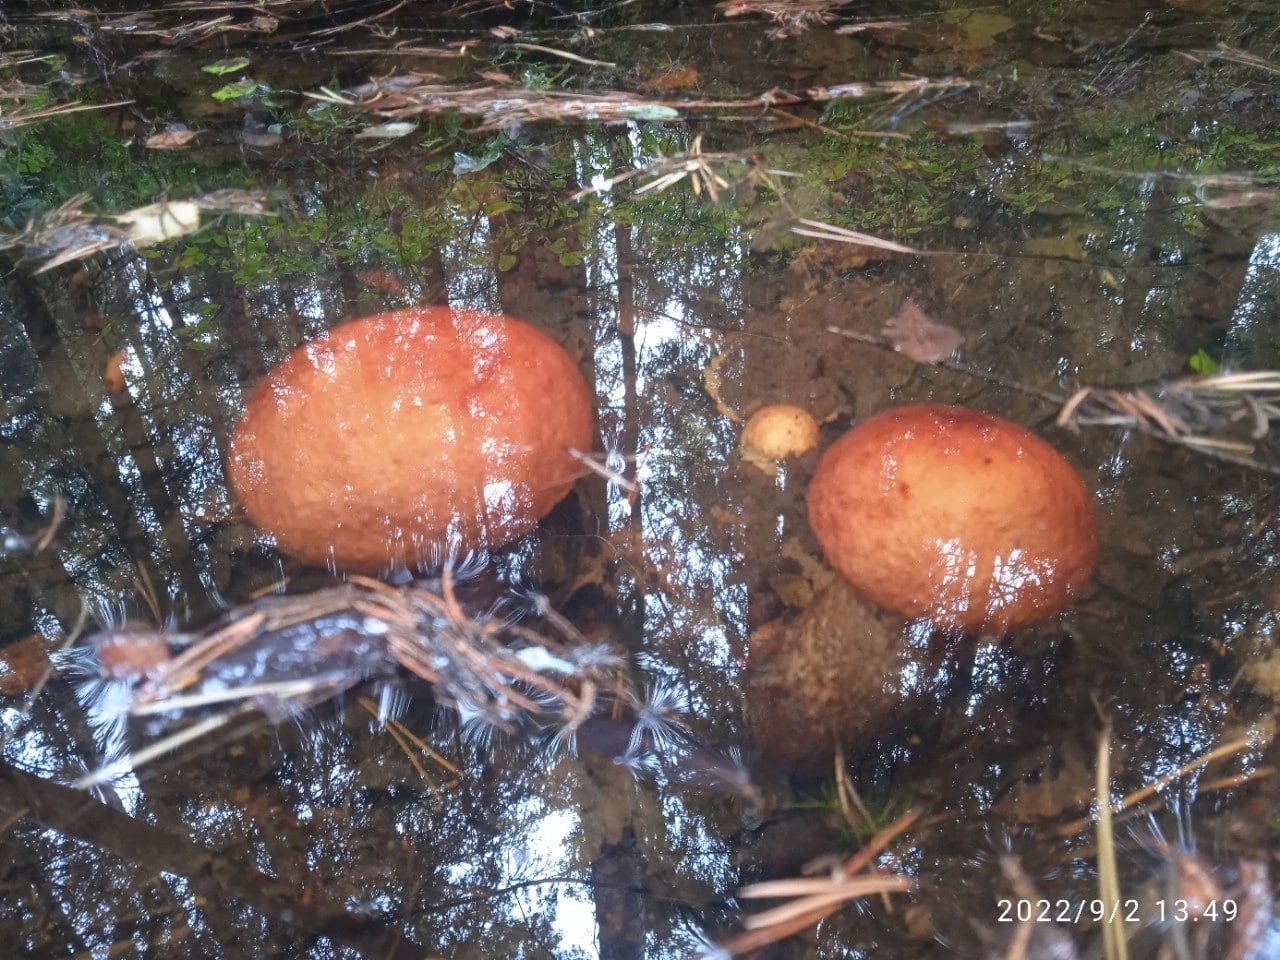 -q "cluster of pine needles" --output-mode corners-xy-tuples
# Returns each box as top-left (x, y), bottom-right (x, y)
(72, 570), (627, 789)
